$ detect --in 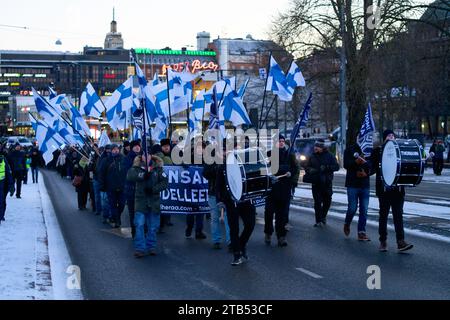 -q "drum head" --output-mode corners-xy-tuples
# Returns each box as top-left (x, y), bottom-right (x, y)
(226, 152), (243, 201)
(382, 140), (398, 186)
